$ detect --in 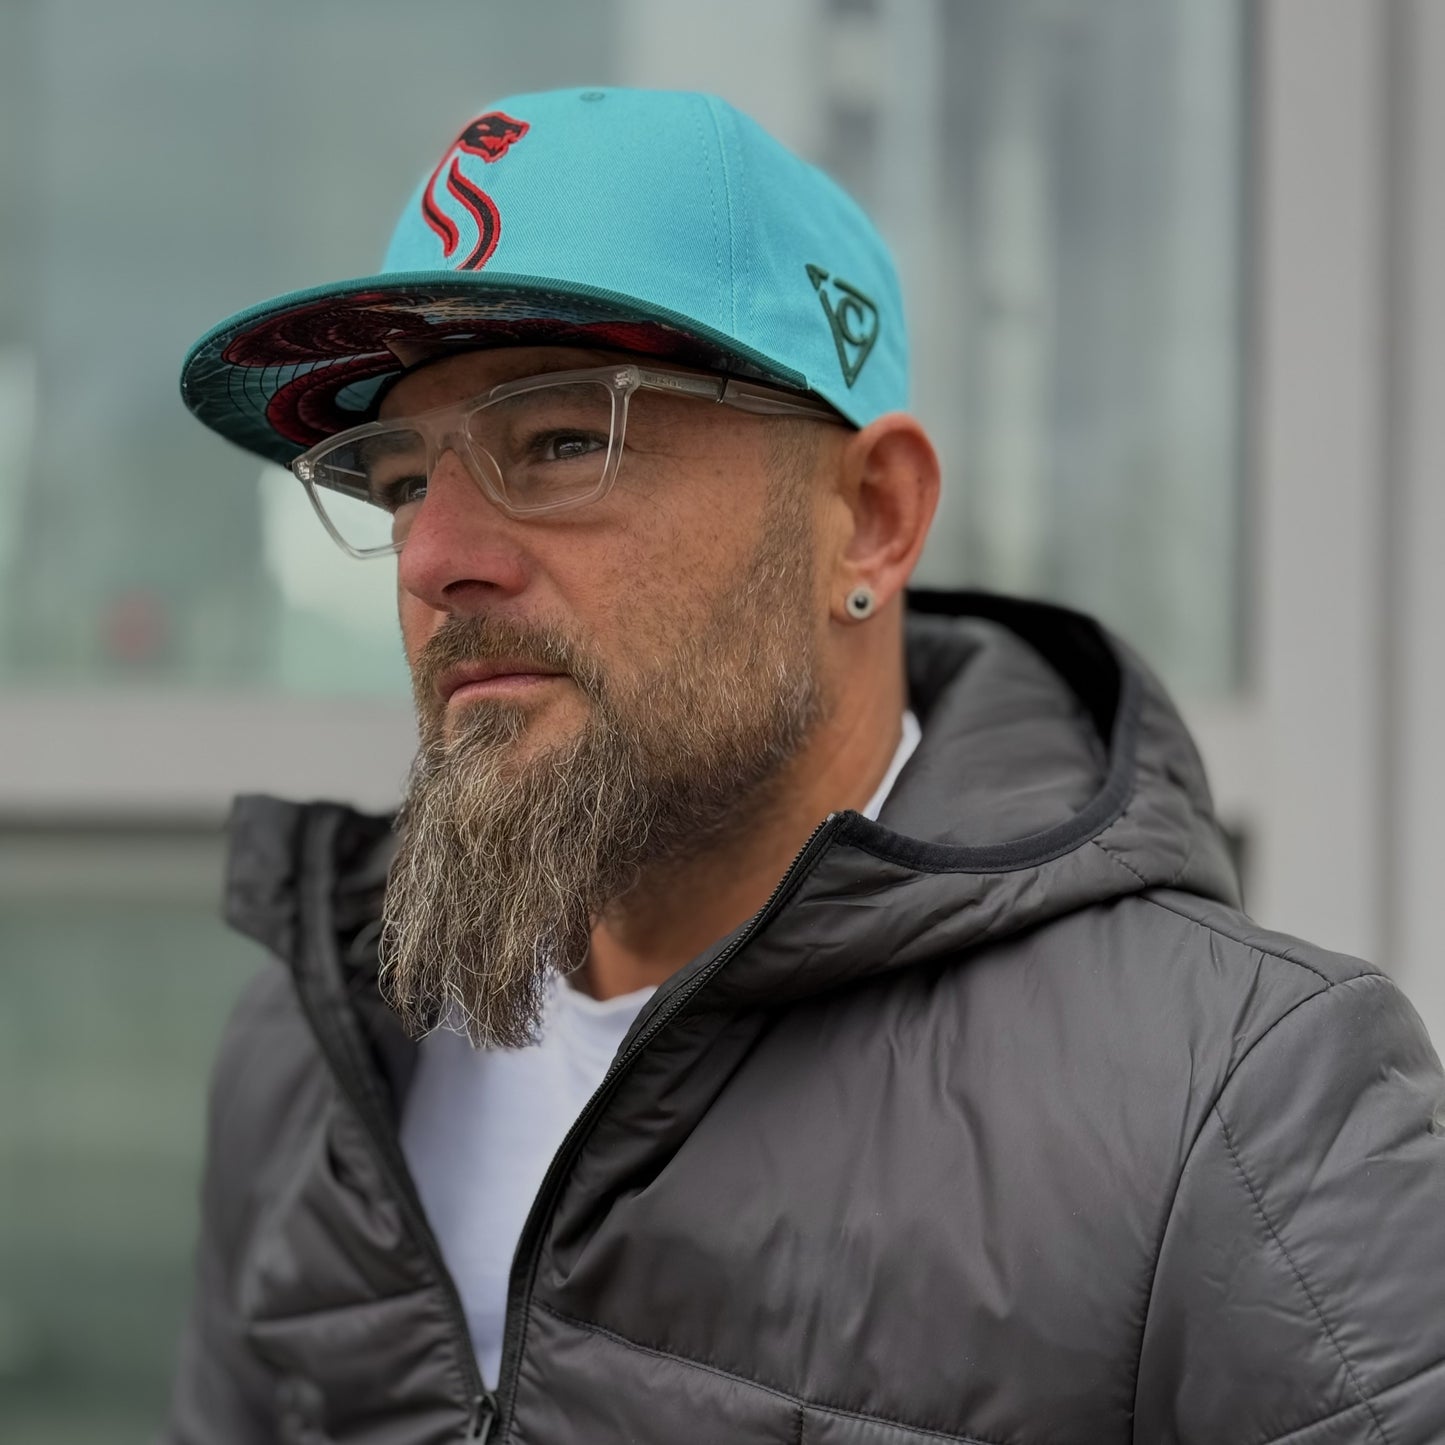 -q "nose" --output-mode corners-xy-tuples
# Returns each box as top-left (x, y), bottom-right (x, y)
(395, 447), (531, 613)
